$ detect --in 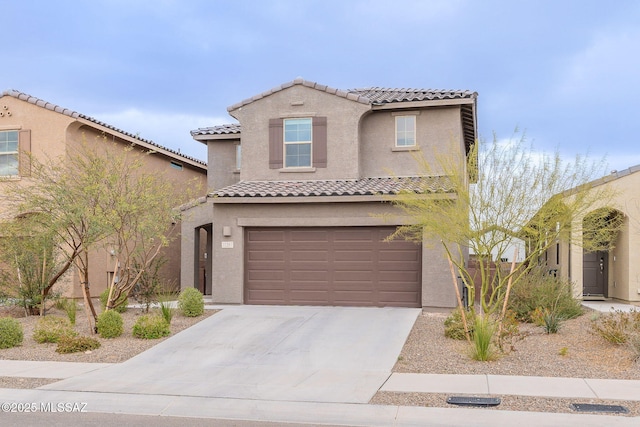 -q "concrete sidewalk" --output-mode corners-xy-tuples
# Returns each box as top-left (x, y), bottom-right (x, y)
(0, 386), (637, 426)
(382, 373), (640, 401)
